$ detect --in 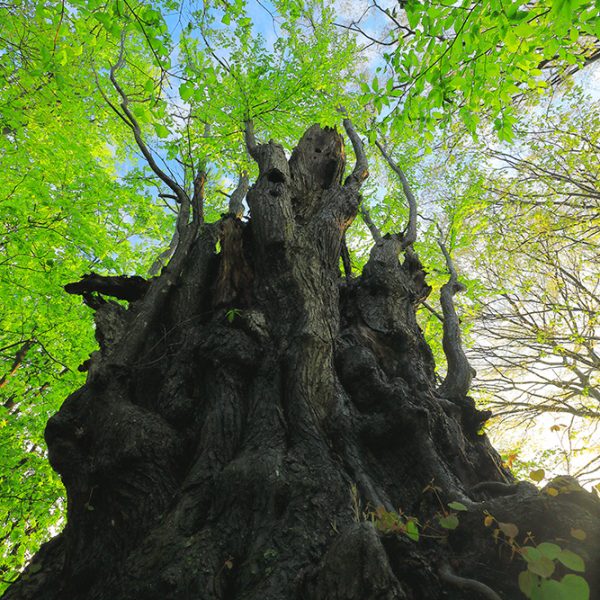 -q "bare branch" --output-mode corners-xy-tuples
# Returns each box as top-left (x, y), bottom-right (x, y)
(108, 32), (189, 210)
(375, 140), (417, 248)
(342, 118), (369, 189)
(191, 167), (206, 227)
(0, 340), (35, 390)
(244, 119), (259, 161)
(420, 301), (444, 323)
(360, 206), (382, 243)
(228, 171), (249, 218)
(158, 193), (180, 203)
